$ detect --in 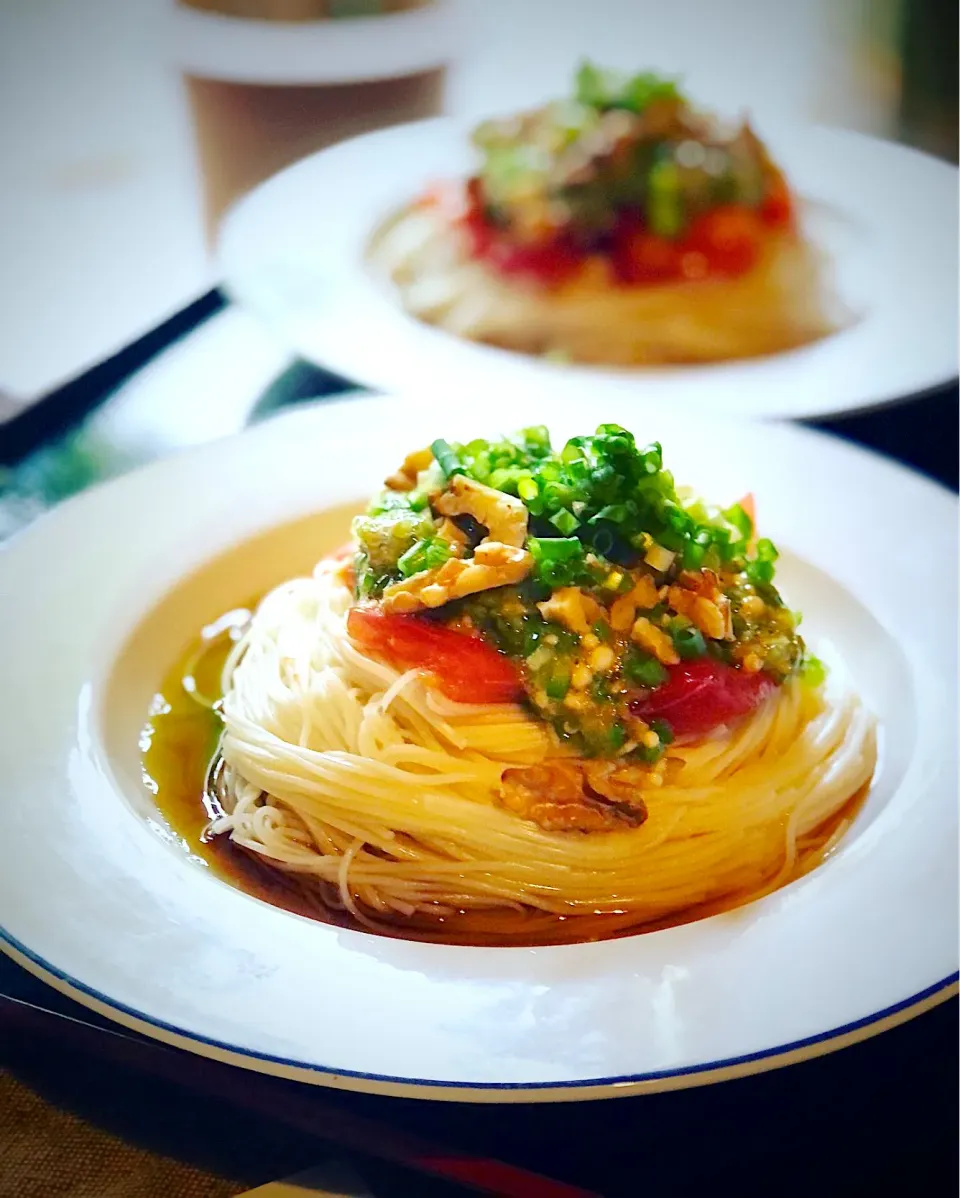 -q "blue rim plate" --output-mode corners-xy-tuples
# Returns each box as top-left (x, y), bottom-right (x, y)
(0, 395), (956, 1101)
